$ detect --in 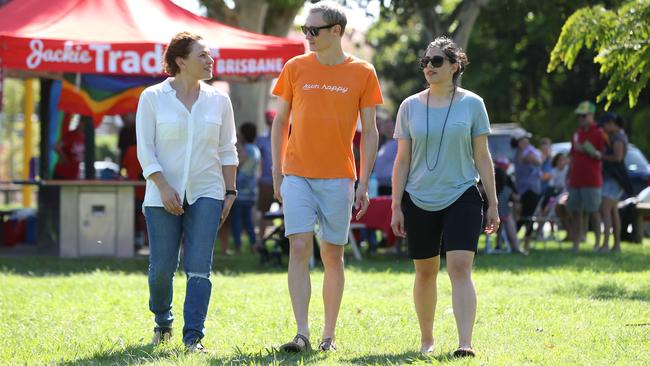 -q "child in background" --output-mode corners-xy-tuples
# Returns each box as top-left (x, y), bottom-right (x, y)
(494, 161), (526, 255)
(540, 153), (568, 216)
(230, 123), (261, 253)
(549, 153), (569, 193)
(549, 153), (572, 241)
